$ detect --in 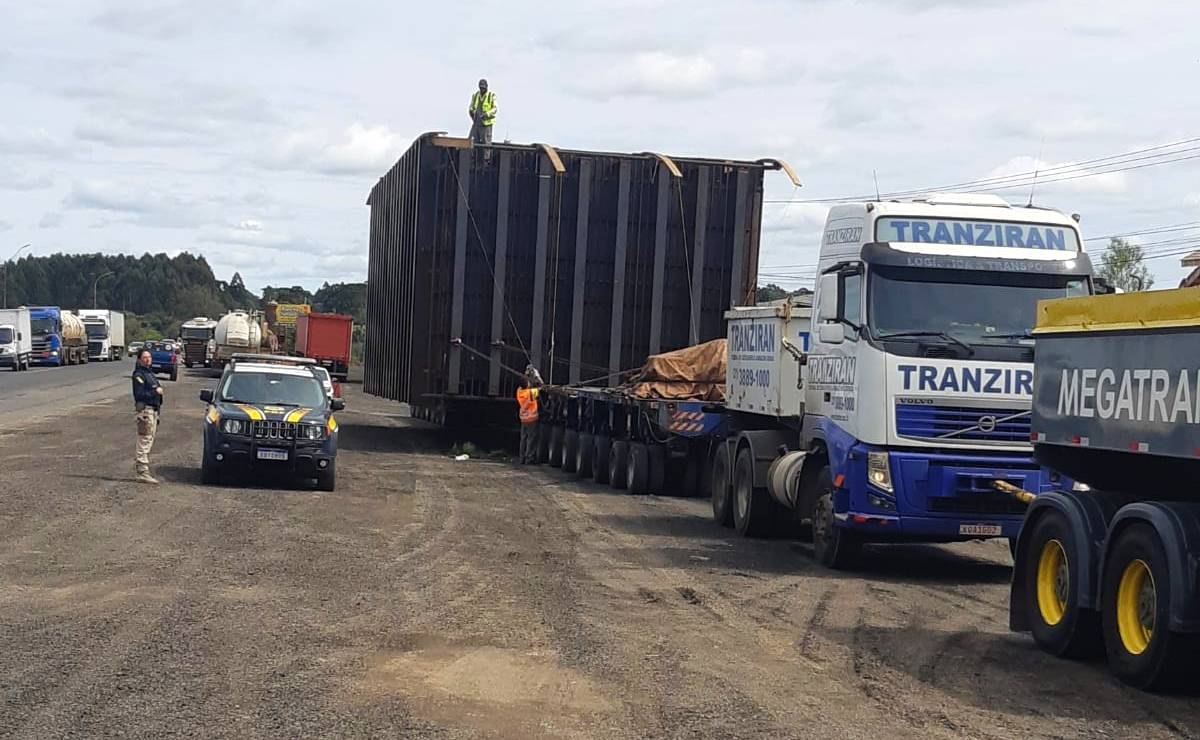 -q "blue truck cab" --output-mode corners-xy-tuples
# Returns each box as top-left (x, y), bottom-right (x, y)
(199, 353), (344, 491)
(29, 306), (88, 366)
